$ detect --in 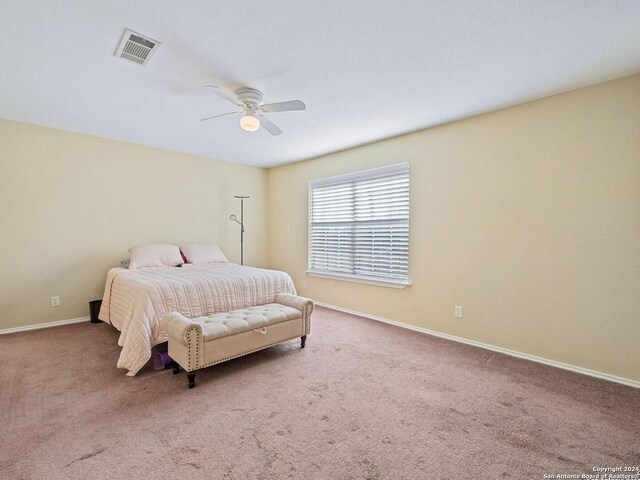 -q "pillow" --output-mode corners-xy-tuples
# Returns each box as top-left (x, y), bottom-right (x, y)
(128, 244), (183, 269)
(180, 244), (228, 264)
